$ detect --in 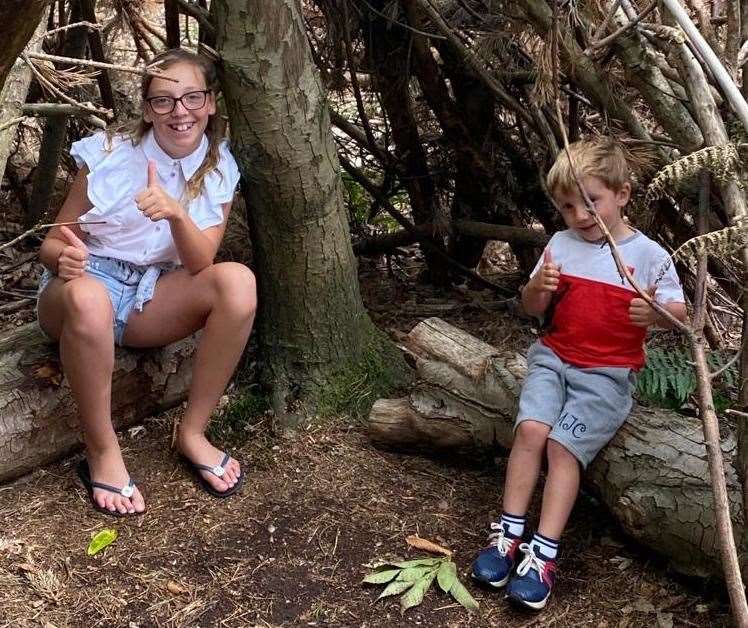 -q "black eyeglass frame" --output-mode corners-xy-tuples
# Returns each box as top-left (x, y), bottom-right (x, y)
(145, 89), (212, 114)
